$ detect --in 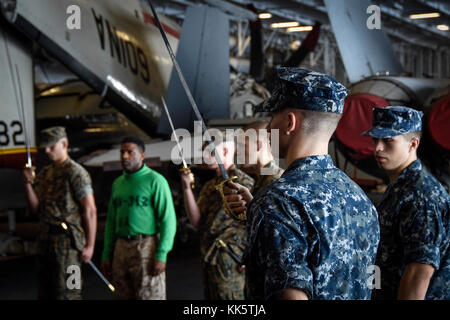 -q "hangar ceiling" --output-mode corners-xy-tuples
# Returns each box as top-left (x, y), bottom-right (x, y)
(150, 0), (450, 84)
(152, 0), (449, 49)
